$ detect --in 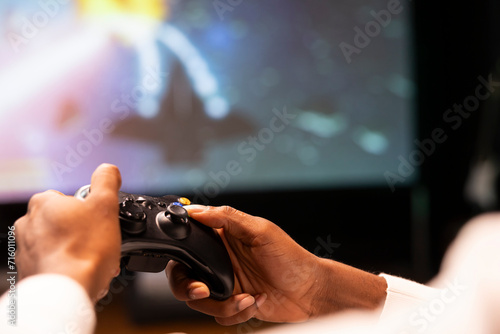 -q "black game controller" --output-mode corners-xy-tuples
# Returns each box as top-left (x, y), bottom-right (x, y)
(75, 185), (234, 301)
